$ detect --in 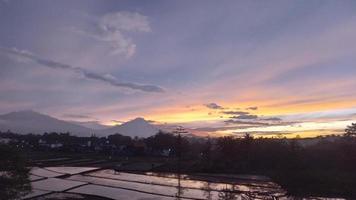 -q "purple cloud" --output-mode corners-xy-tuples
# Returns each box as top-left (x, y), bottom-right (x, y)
(0, 47), (164, 93)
